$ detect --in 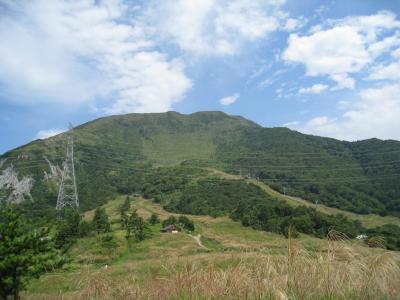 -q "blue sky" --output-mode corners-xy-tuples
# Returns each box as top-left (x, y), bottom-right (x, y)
(1, 0), (400, 154)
